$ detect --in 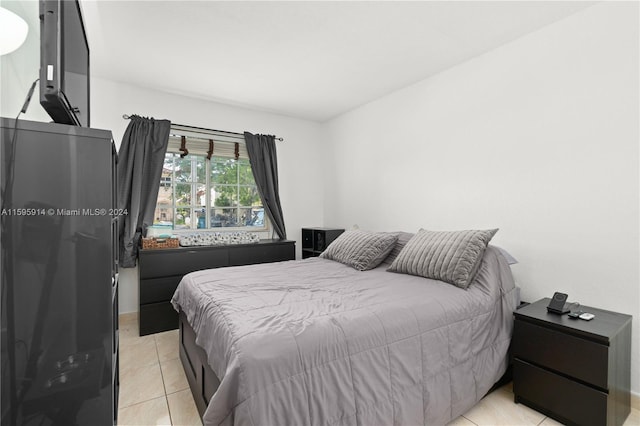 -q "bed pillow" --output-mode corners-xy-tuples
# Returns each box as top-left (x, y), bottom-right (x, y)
(320, 230), (398, 271)
(491, 245), (518, 265)
(387, 228), (498, 289)
(381, 232), (415, 266)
